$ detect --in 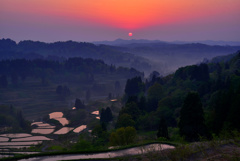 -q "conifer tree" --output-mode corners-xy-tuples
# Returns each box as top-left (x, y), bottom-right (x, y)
(75, 98), (85, 109)
(179, 92), (208, 141)
(157, 118), (169, 139)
